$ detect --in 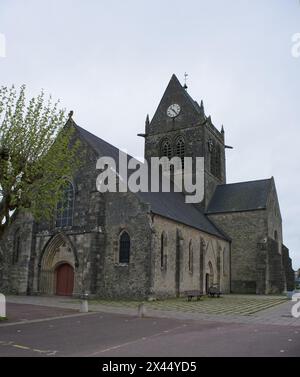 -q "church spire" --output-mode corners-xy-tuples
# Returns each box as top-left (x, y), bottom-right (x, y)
(200, 100), (205, 115)
(145, 114), (150, 128)
(137, 114), (150, 138)
(145, 114), (150, 134)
